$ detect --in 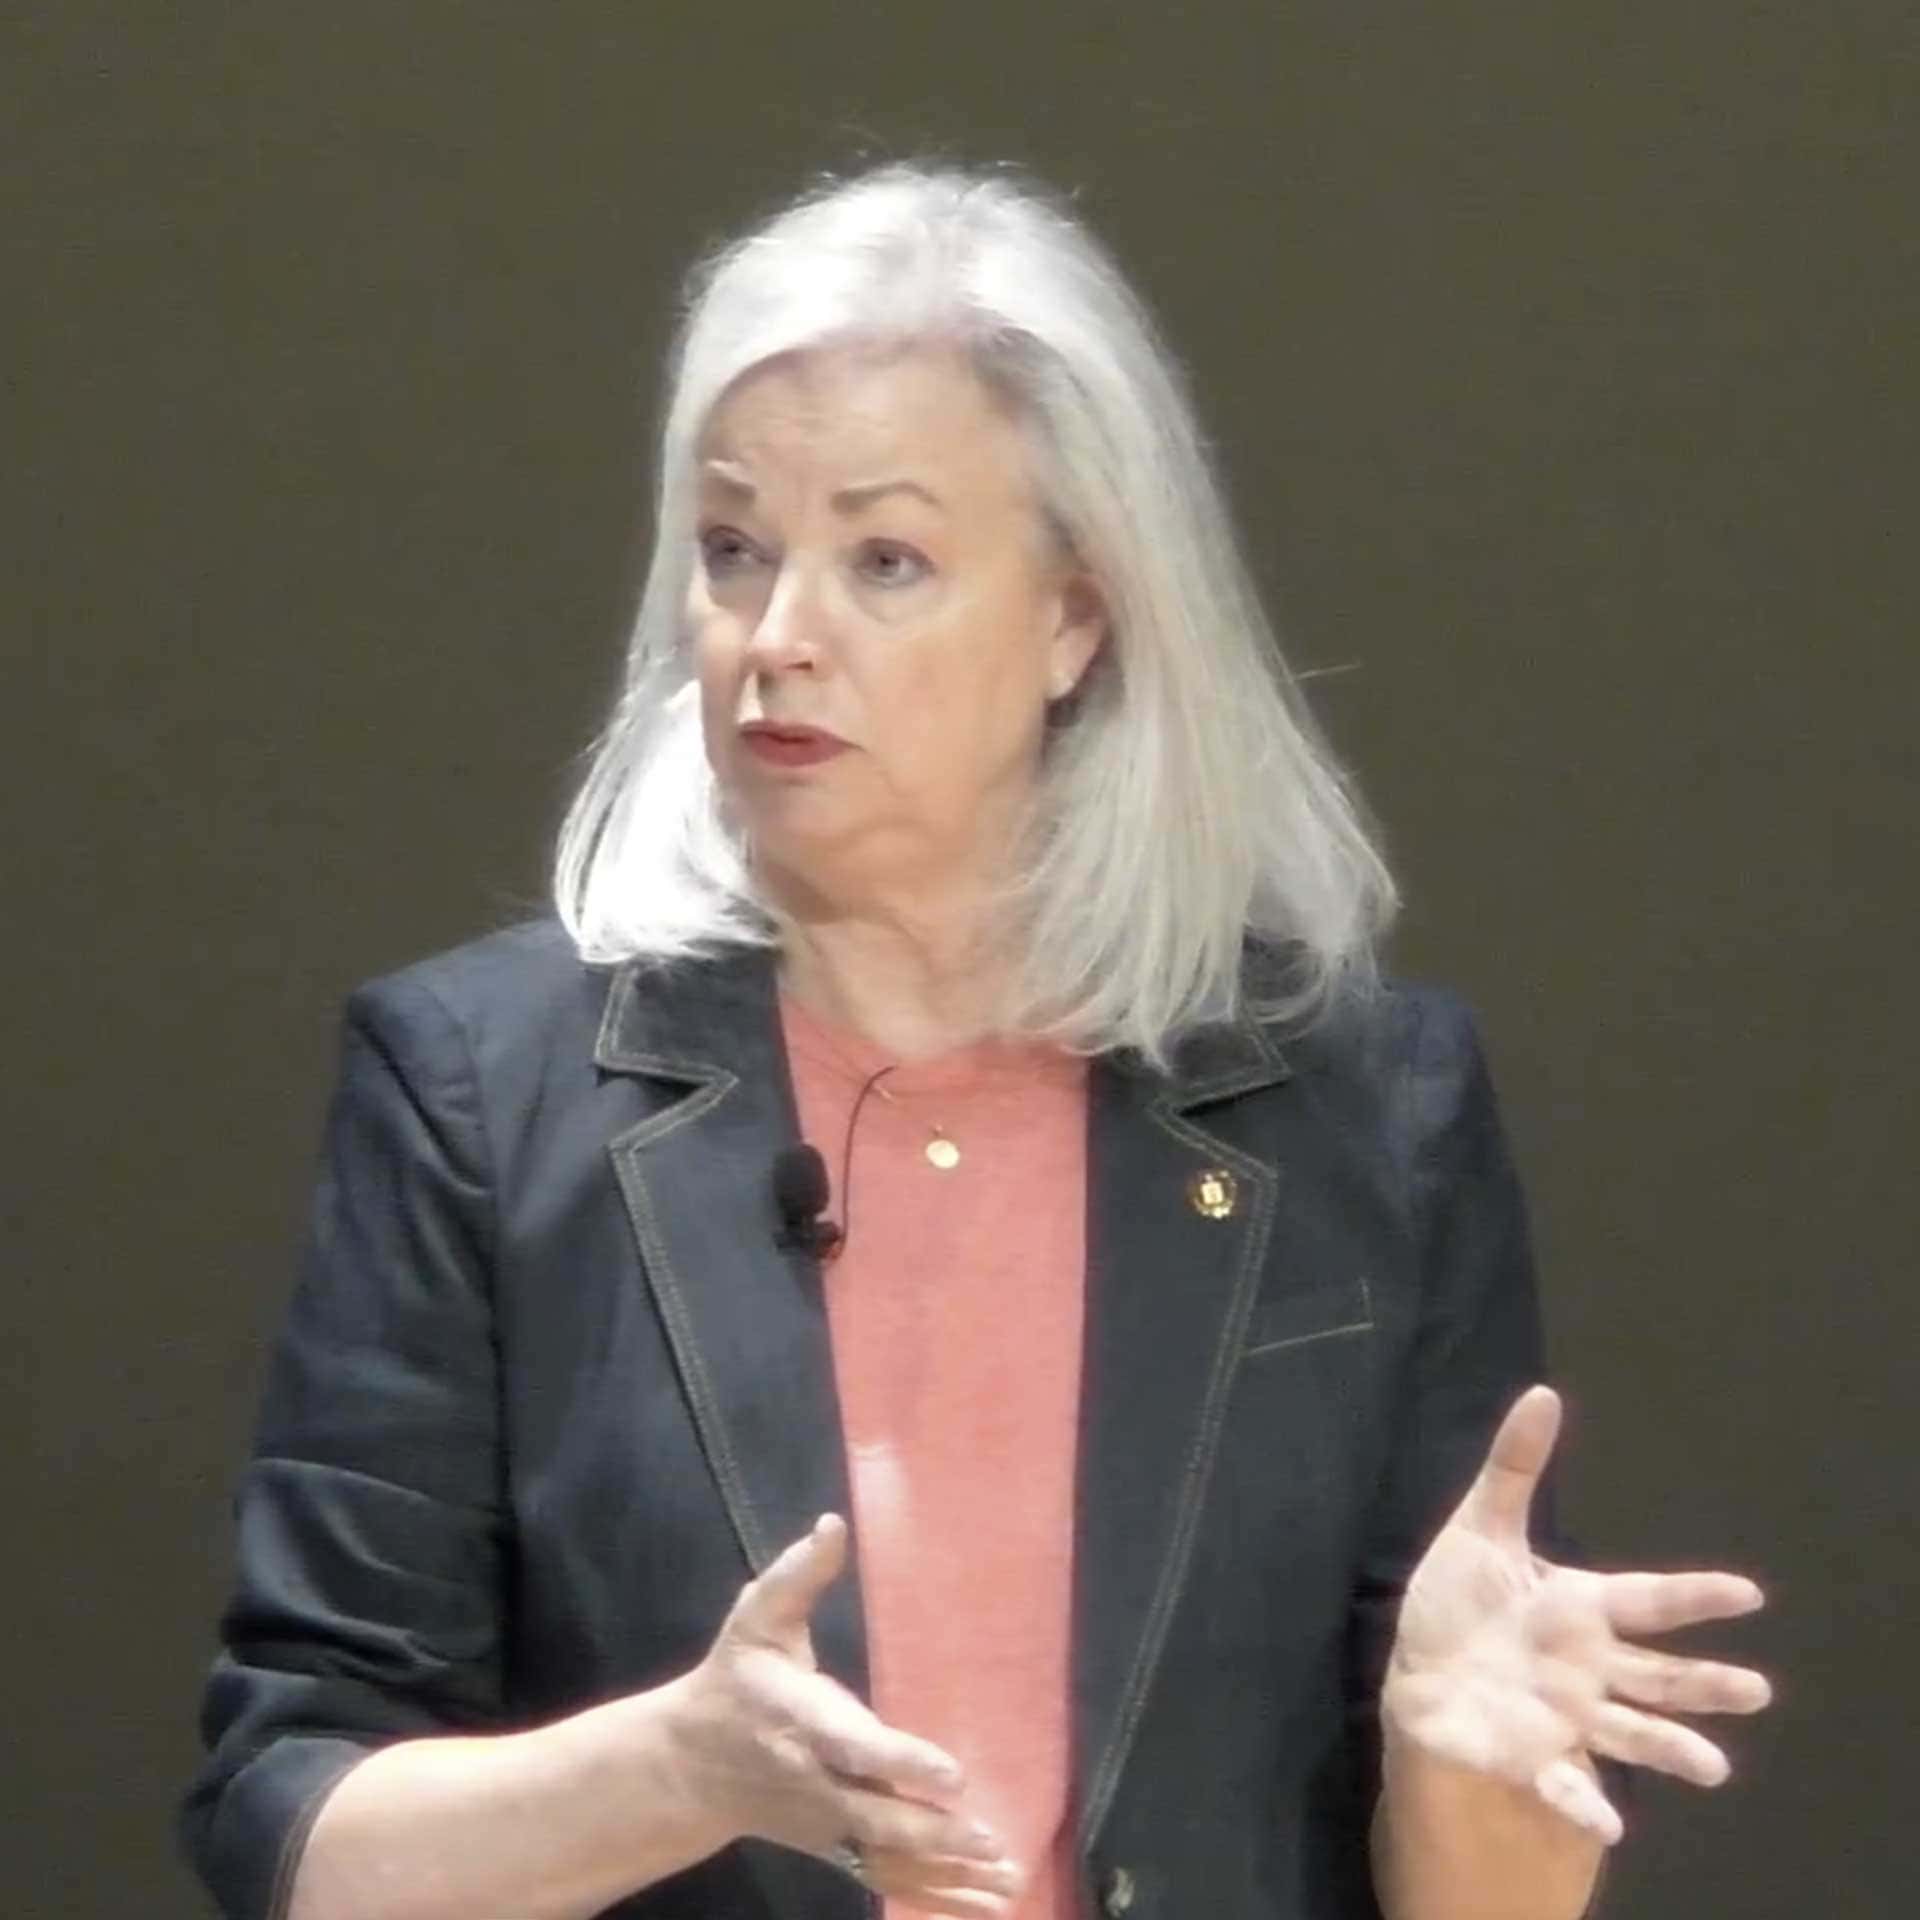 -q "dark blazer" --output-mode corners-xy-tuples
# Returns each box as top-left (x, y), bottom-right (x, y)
(183, 917), (1570, 1920)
